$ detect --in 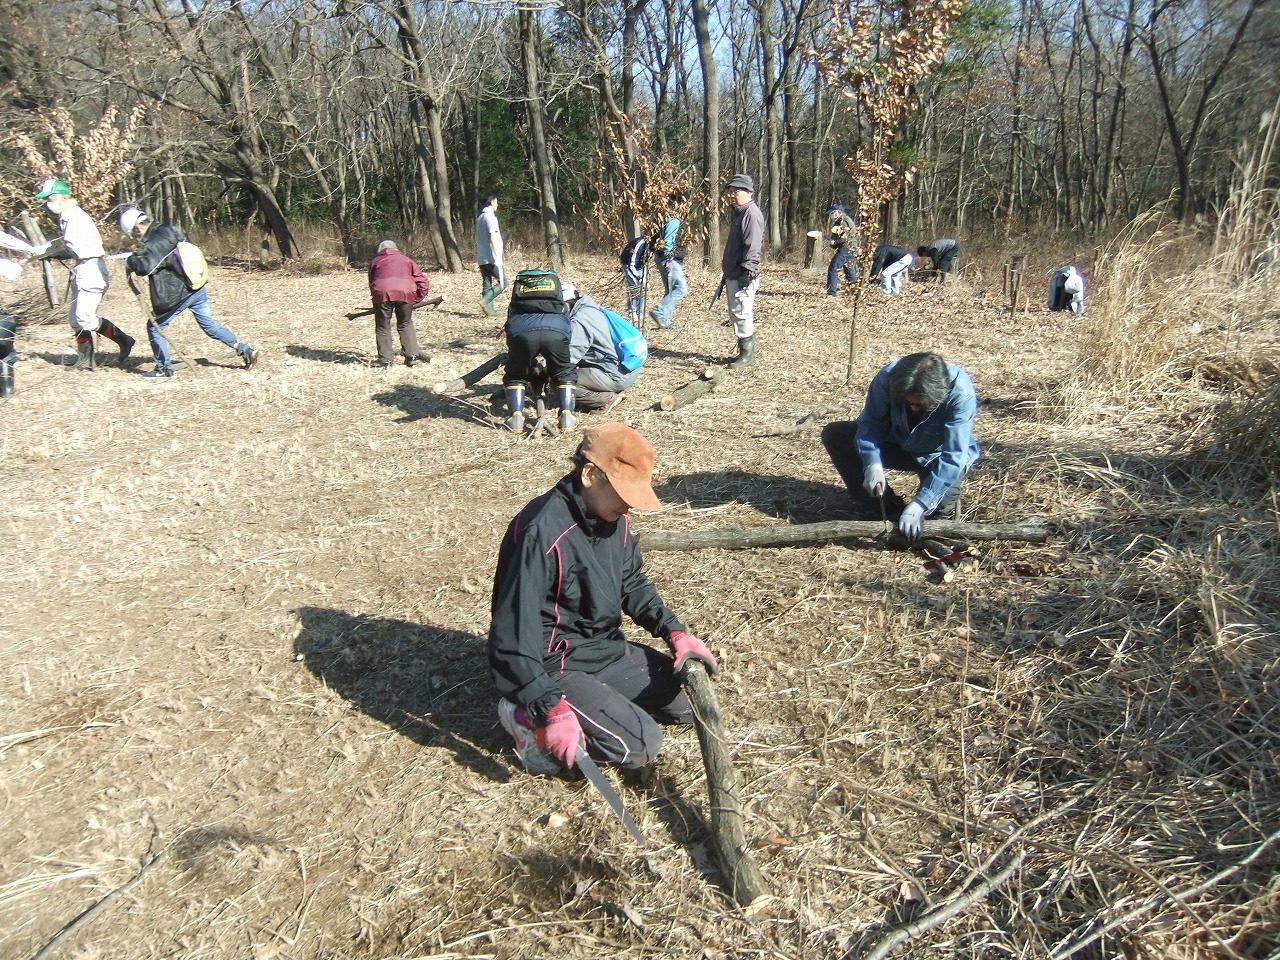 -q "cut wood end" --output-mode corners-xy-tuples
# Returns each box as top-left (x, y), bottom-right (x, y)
(658, 396), (677, 411)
